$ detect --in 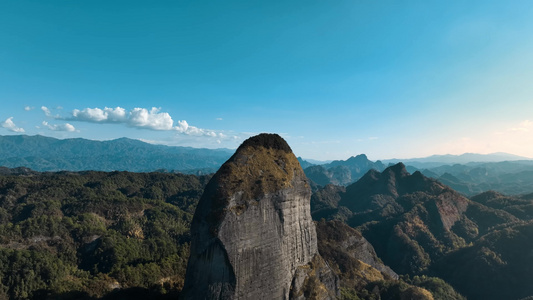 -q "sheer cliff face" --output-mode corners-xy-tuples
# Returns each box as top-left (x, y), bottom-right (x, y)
(182, 134), (337, 299)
